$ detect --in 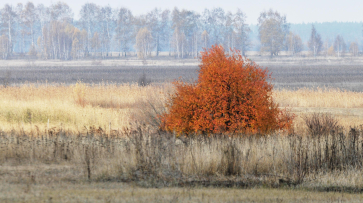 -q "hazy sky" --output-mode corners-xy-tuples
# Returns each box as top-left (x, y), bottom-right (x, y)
(1, 0), (362, 24)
